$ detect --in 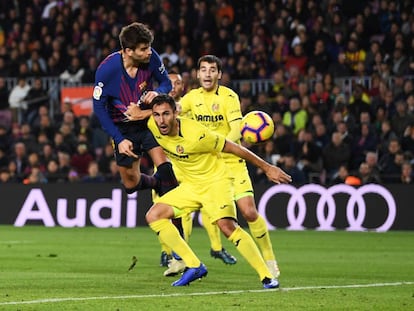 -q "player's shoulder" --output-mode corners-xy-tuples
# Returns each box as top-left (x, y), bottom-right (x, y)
(179, 117), (206, 134)
(185, 87), (203, 97)
(217, 85), (238, 98)
(96, 52), (121, 76)
(181, 88), (202, 103)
